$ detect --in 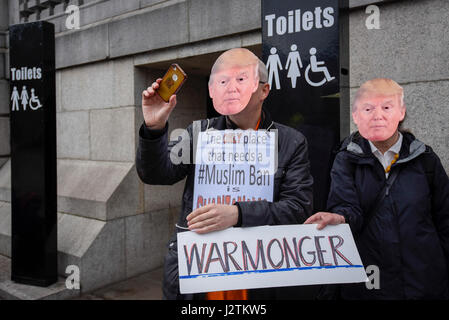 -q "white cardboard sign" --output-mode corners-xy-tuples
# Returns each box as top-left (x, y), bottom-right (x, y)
(193, 130), (276, 210)
(178, 224), (367, 294)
